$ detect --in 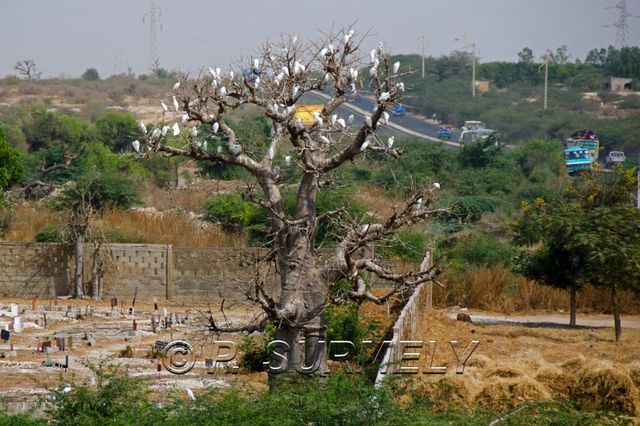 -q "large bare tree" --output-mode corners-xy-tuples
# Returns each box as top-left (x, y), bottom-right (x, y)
(138, 29), (447, 378)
